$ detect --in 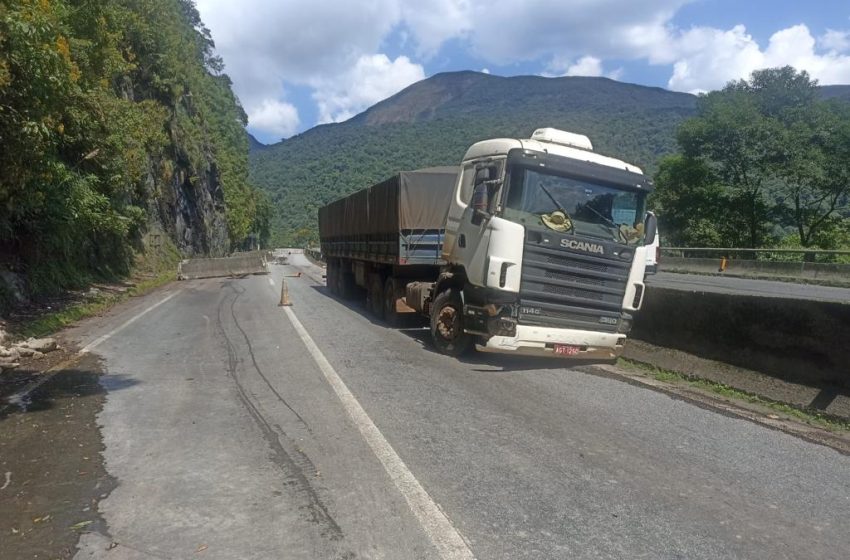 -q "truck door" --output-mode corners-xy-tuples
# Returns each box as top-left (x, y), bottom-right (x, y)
(444, 162), (503, 287)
